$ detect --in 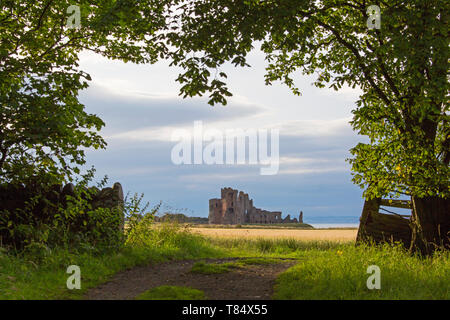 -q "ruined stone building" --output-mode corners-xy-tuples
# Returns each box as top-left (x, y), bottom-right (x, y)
(209, 187), (302, 225)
